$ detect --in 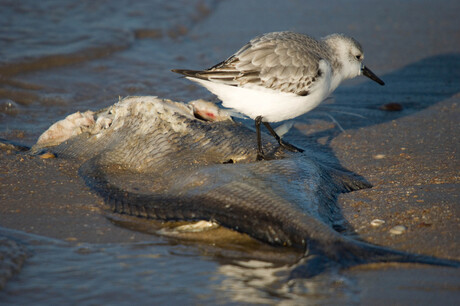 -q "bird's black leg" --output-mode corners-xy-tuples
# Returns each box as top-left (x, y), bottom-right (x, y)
(262, 121), (304, 153)
(255, 116), (265, 160)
